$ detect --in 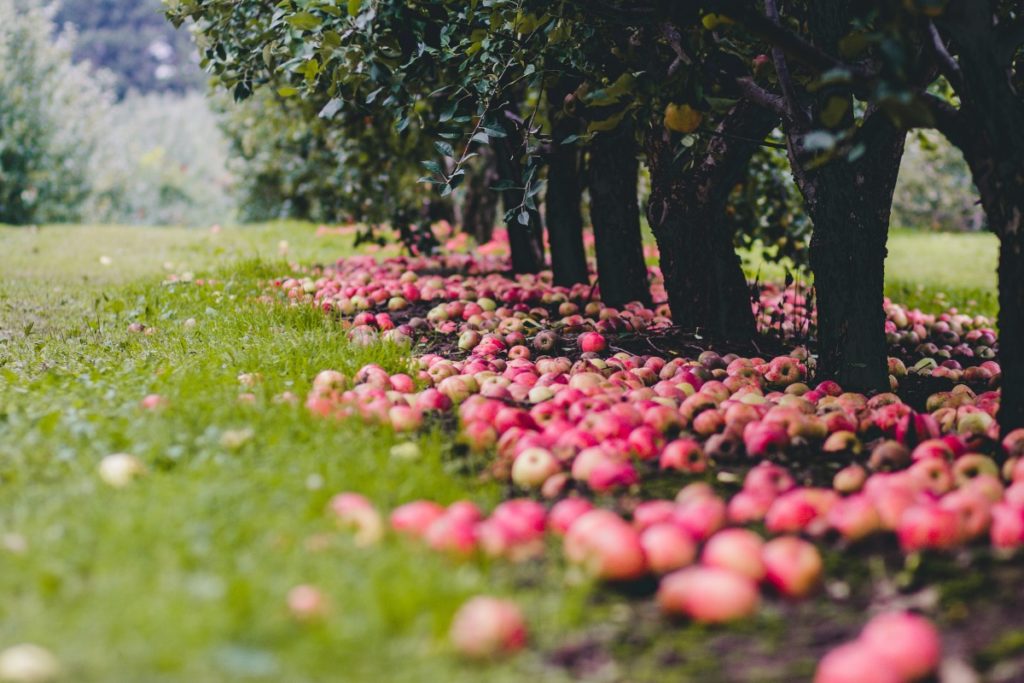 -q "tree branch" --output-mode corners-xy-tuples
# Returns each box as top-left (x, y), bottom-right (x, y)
(764, 0), (806, 126)
(927, 21), (964, 90)
(735, 77), (791, 121)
